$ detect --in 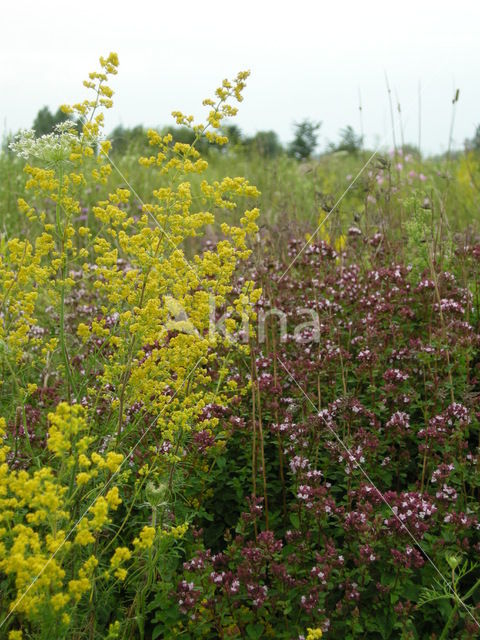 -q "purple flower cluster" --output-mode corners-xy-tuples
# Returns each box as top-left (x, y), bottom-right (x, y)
(167, 228), (480, 636)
